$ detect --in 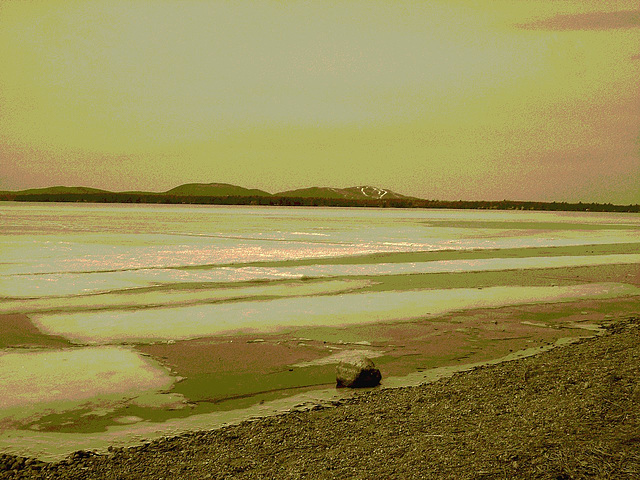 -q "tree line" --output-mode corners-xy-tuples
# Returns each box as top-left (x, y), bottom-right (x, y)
(0, 192), (638, 213)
